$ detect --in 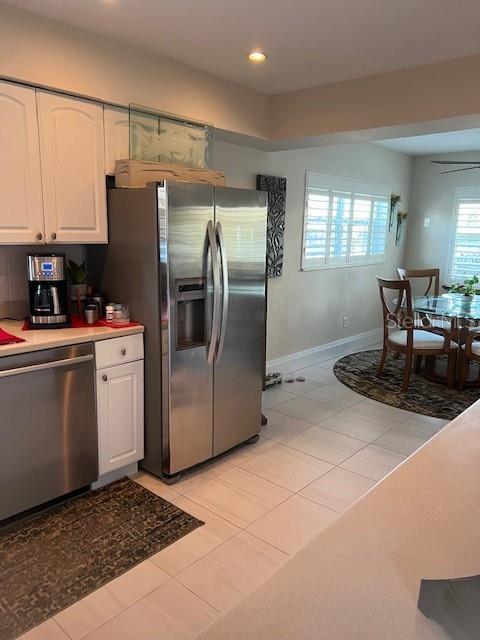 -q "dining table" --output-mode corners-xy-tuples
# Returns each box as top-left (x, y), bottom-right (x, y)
(412, 292), (480, 387)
